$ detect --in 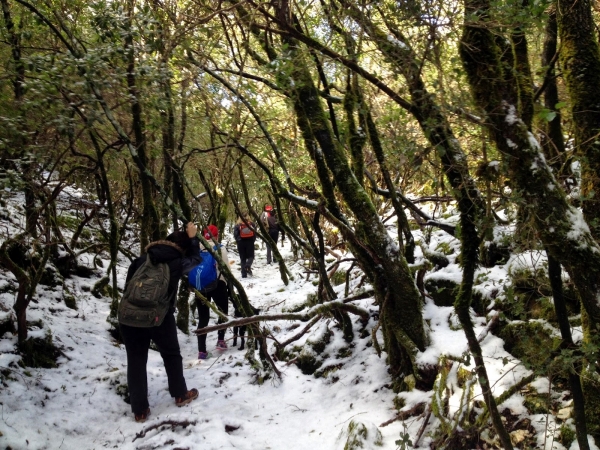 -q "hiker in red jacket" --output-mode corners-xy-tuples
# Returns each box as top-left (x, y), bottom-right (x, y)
(233, 213), (256, 278)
